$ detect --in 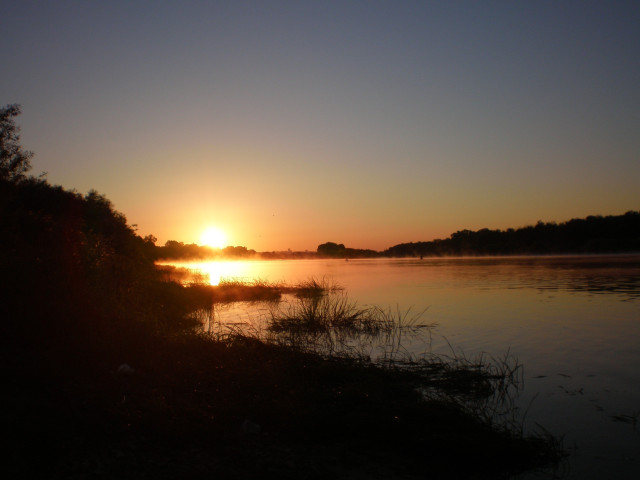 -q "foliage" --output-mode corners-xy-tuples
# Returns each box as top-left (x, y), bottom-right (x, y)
(0, 177), (177, 345)
(317, 241), (380, 258)
(385, 212), (640, 257)
(0, 103), (196, 348)
(0, 104), (33, 182)
(155, 240), (257, 260)
(317, 241), (346, 256)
